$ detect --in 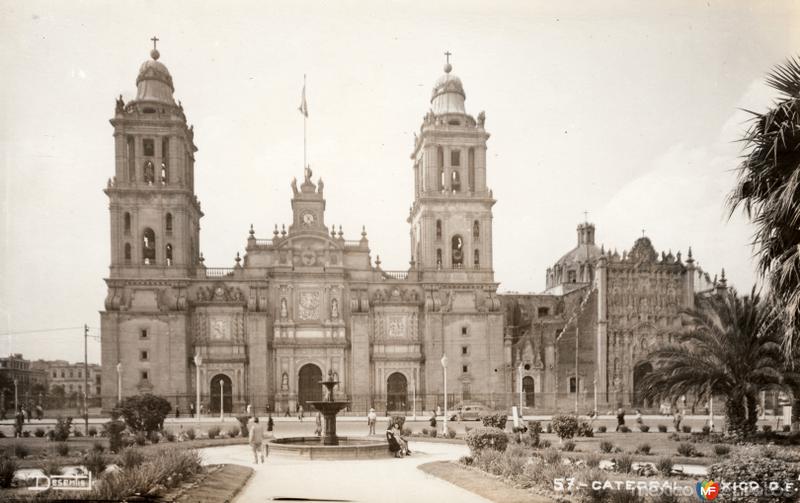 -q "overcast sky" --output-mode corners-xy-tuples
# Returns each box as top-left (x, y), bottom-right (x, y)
(2, 0), (799, 364)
